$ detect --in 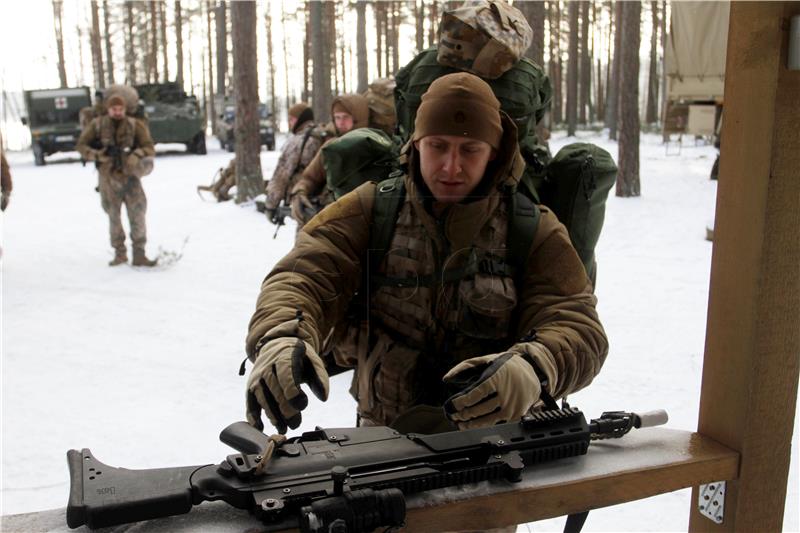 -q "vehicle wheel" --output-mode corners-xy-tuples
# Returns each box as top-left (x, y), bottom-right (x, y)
(268, 141), (275, 151)
(193, 133), (207, 155)
(33, 143), (46, 166)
